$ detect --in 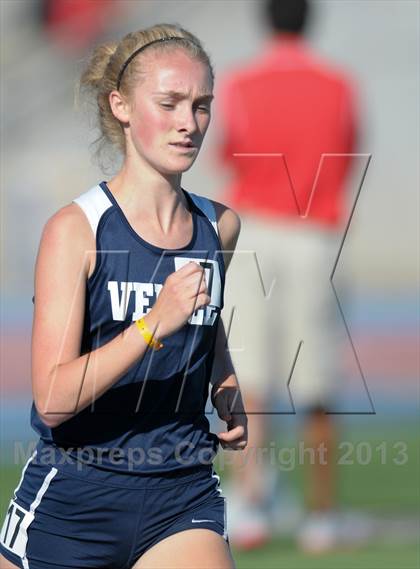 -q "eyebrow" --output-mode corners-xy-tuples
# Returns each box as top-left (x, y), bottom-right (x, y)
(152, 90), (214, 102)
